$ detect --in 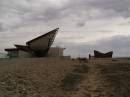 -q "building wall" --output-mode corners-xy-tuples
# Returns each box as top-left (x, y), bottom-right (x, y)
(47, 47), (64, 57)
(6, 47), (64, 58)
(18, 50), (34, 58)
(7, 50), (18, 58)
